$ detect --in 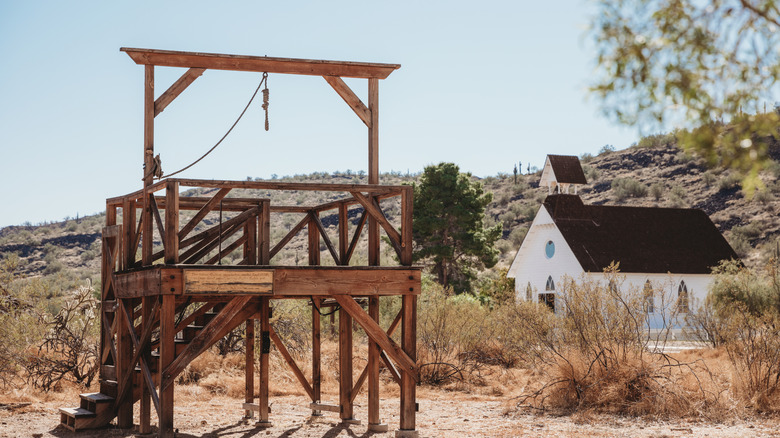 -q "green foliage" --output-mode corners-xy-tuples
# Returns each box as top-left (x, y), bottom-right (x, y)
(598, 144), (615, 155)
(412, 163), (502, 293)
(476, 268), (515, 307)
(611, 177), (648, 200)
(649, 182), (665, 200)
(590, 0), (780, 192)
(637, 132), (677, 149)
(710, 260), (780, 316)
